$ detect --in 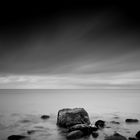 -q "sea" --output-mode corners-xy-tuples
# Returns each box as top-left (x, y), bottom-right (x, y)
(0, 89), (140, 140)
